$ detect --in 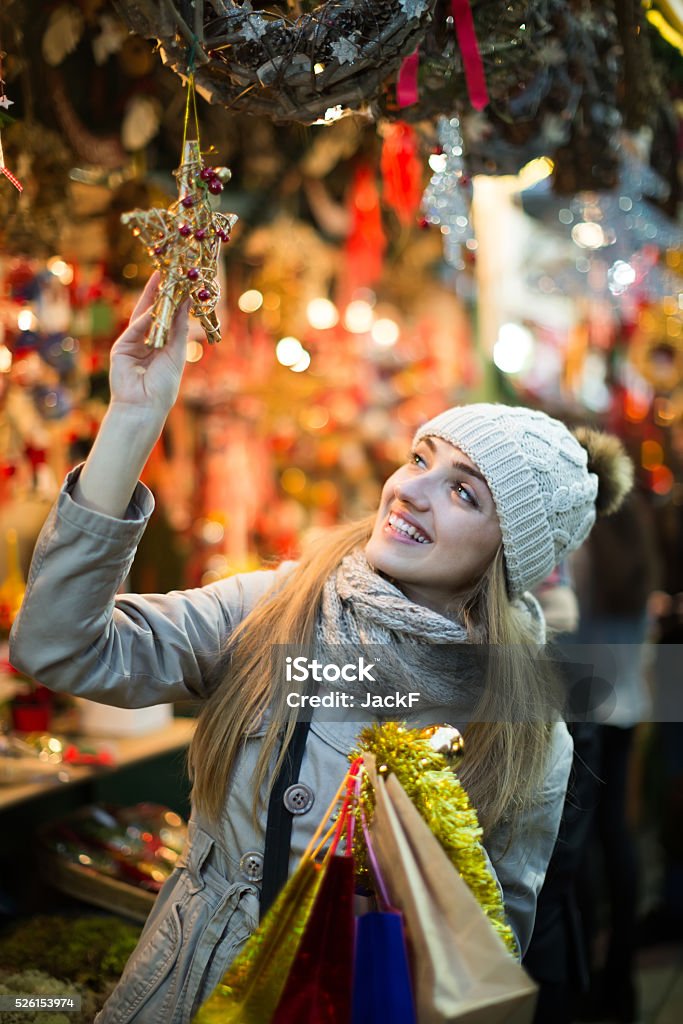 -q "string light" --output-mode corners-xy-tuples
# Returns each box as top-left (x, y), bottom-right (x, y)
(238, 289), (264, 313)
